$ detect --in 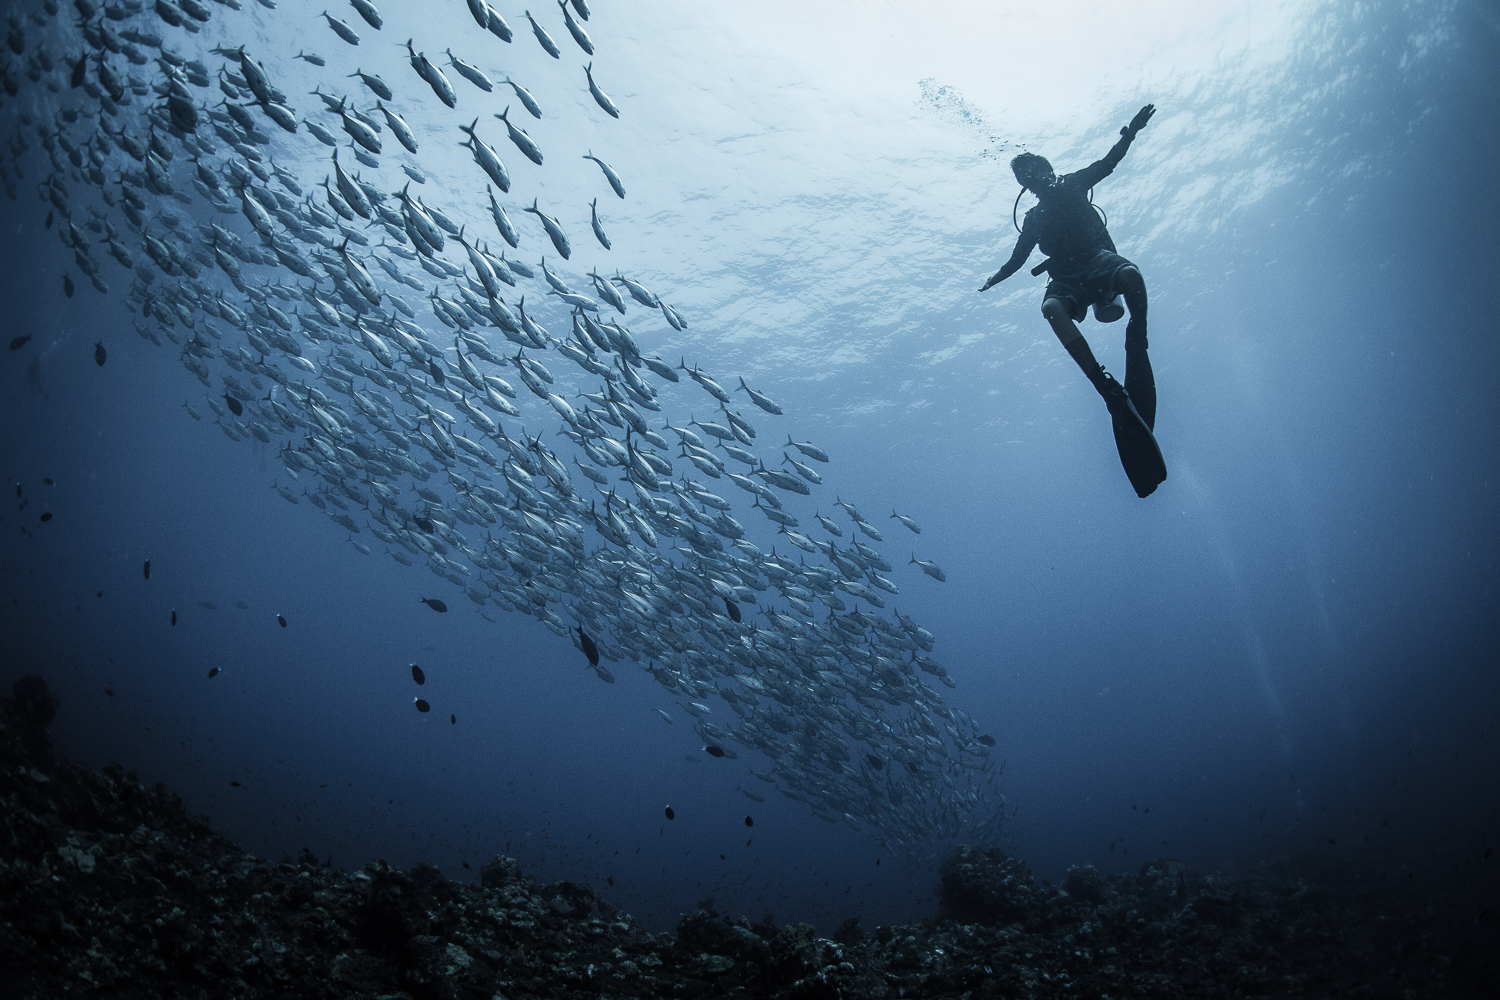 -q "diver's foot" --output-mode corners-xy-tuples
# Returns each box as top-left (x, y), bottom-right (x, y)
(1100, 371), (1157, 433)
(1098, 371), (1131, 416)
